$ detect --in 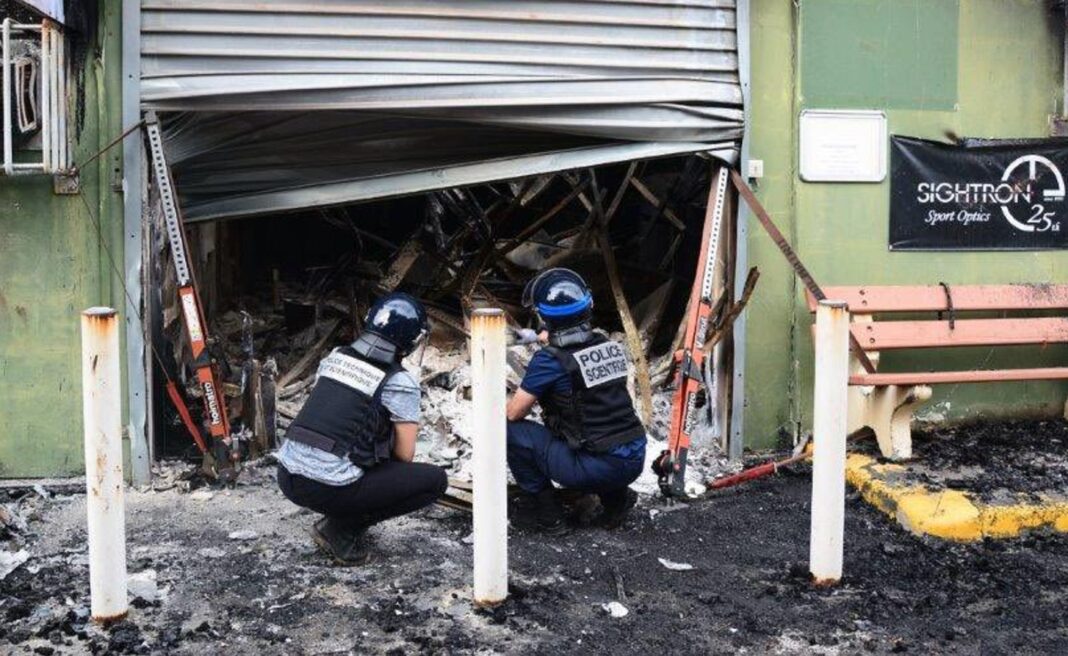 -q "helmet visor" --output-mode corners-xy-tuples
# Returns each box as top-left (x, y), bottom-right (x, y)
(521, 267), (589, 309)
